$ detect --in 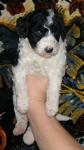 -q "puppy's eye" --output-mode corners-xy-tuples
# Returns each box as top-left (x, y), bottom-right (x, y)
(36, 30), (42, 36)
(33, 30), (42, 37)
(41, 27), (48, 34)
(34, 27), (48, 36)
